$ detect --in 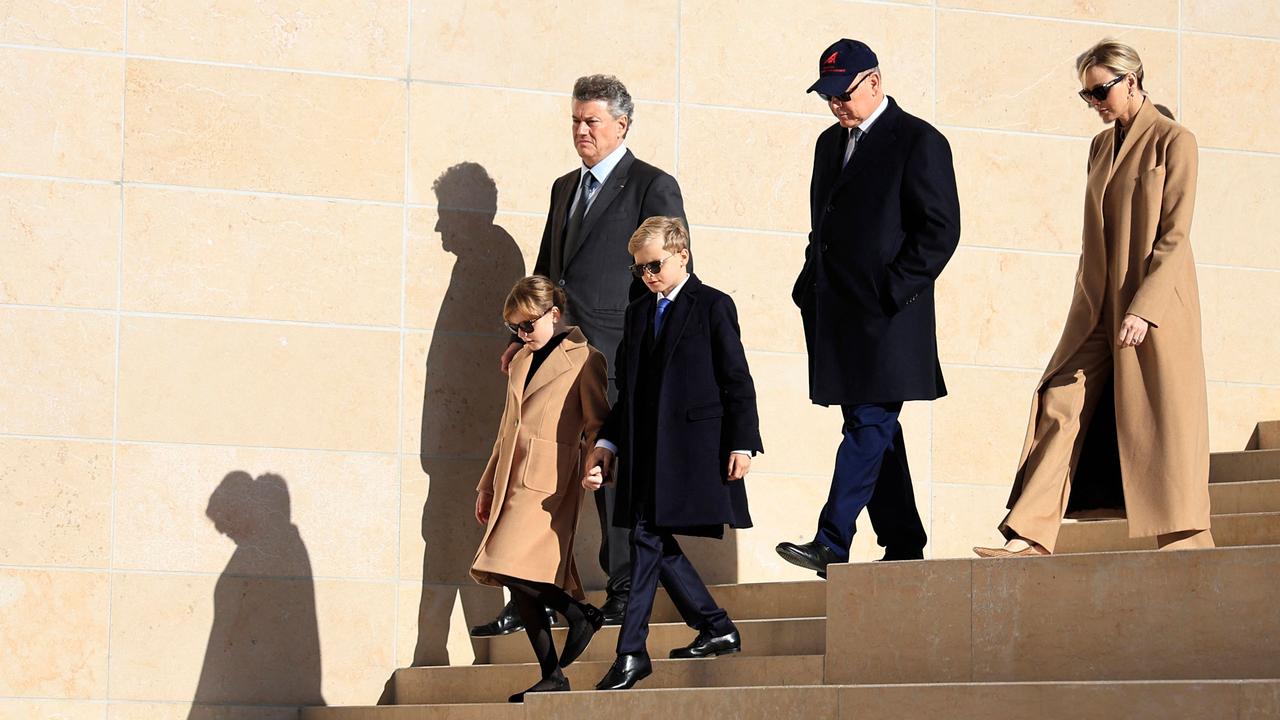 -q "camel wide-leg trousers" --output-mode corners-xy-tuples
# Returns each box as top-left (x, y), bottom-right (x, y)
(1000, 321), (1212, 553)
